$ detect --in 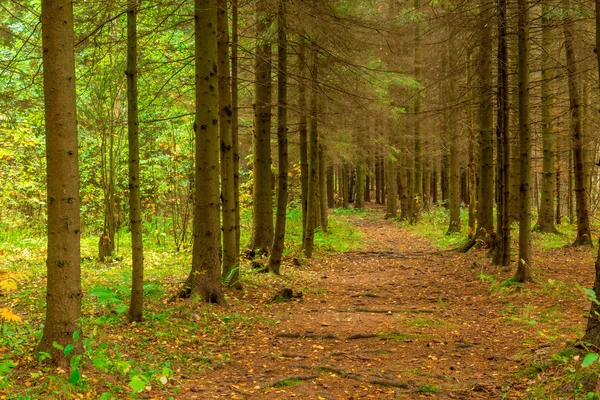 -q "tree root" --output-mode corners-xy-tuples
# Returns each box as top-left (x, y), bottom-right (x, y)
(336, 308), (435, 314)
(295, 364), (411, 389)
(276, 332), (340, 340)
(260, 374), (318, 389)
